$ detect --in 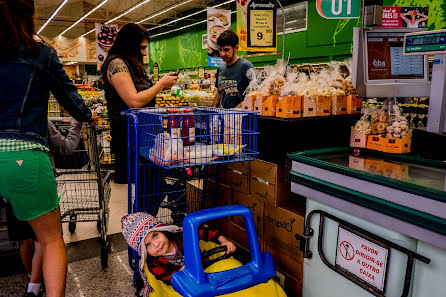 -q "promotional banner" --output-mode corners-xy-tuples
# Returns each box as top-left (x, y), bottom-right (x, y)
(207, 8), (231, 67)
(379, 7), (429, 29)
(316, 0), (360, 19)
(95, 23), (118, 69)
(237, 0), (277, 52)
